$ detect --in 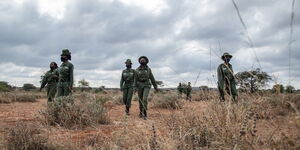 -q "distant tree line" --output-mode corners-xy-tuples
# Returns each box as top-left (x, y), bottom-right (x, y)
(235, 68), (295, 93)
(0, 69), (297, 94)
